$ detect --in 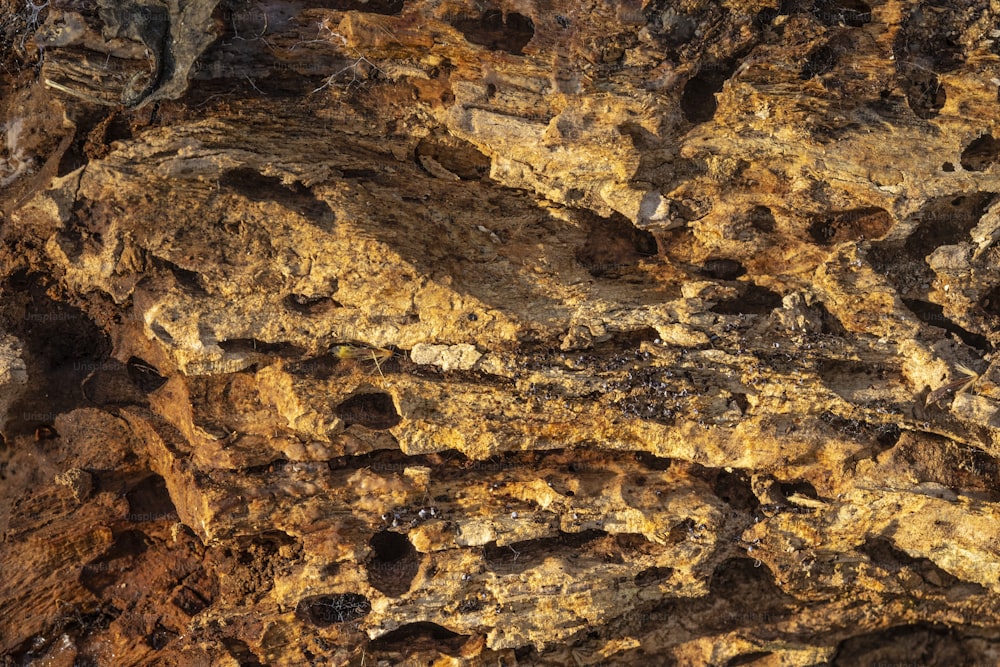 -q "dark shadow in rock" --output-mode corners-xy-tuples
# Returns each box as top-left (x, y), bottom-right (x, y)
(800, 44), (837, 79)
(901, 298), (991, 352)
(1, 271), (112, 437)
(700, 258), (746, 280)
(222, 637), (264, 666)
(296, 593), (371, 626)
(816, 360), (899, 402)
(904, 193), (996, 259)
(80, 529), (151, 596)
(336, 392), (401, 430)
(898, 67), (946, 120)
(960, 134), (1000, 172)
(484, 530), (634, 574)
(367, 530), (419, 596)
(575, 212), (658, 278)
(219, 167), (336, 228)
(453, 10), (534, 55)
(126, 356), (168, 392)
(681, 60), (736, 124)
(150, 256), (208, 296)
(415, 138), (491, 181)
(706, 557), (794, 627)
(370, 622), (468, 653)
(813, 0), (871, 27)
(323, 0), (404, 14)
(807, 207), (893, 246)
(125, 473), (179, 523)
(218, 338), (306, 357)
(713, 469), (760, 513)
(858, 537), (986, 592)
(709, 284), (782, 315)
(634, 566), (674, 586)
(832, 622), (981, 666)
